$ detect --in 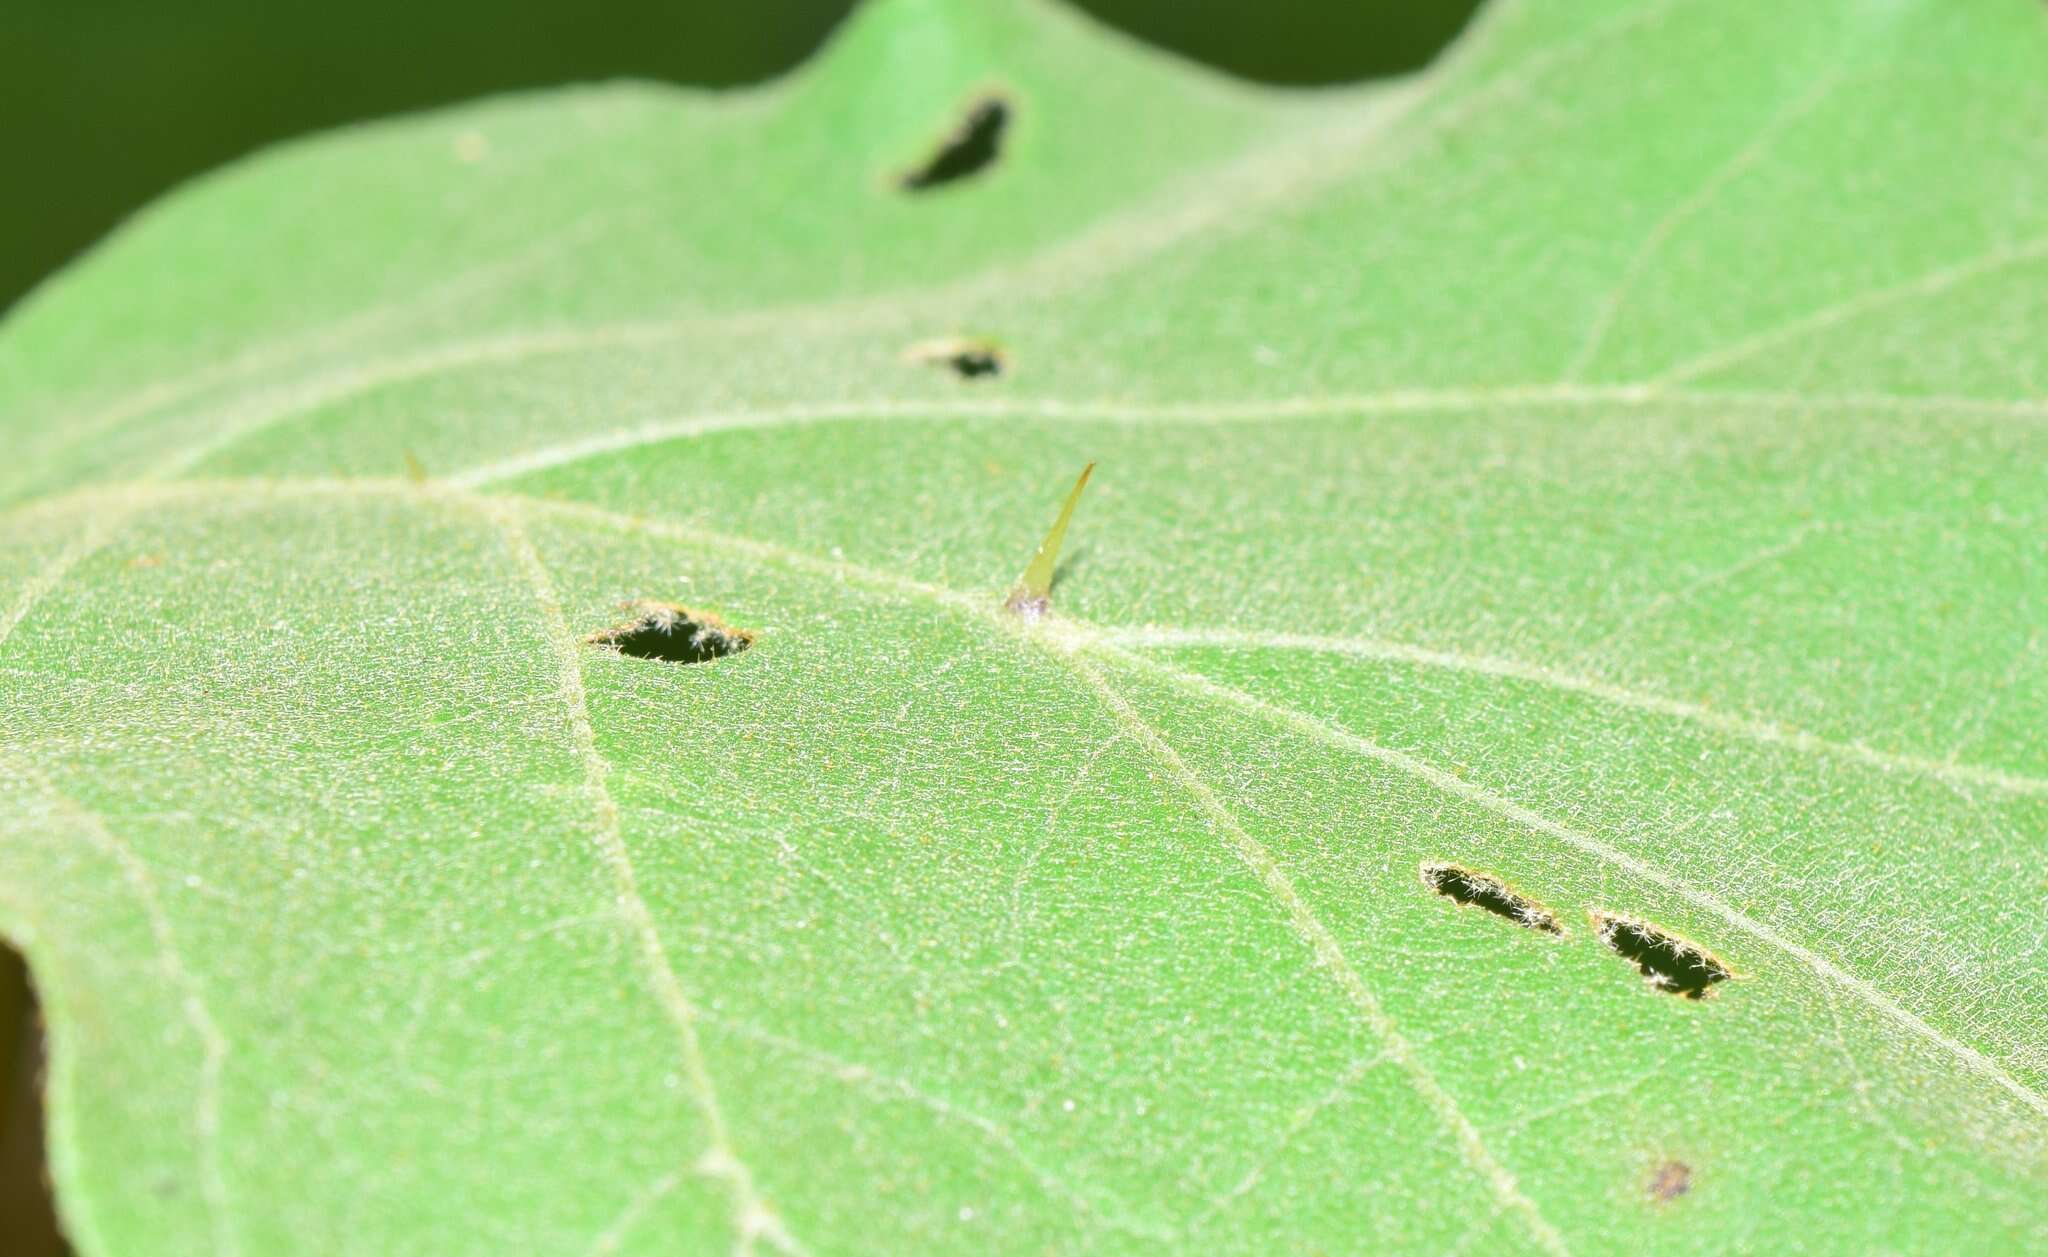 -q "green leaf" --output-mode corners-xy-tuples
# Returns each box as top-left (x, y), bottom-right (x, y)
(5, 0), (2046, 1251)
